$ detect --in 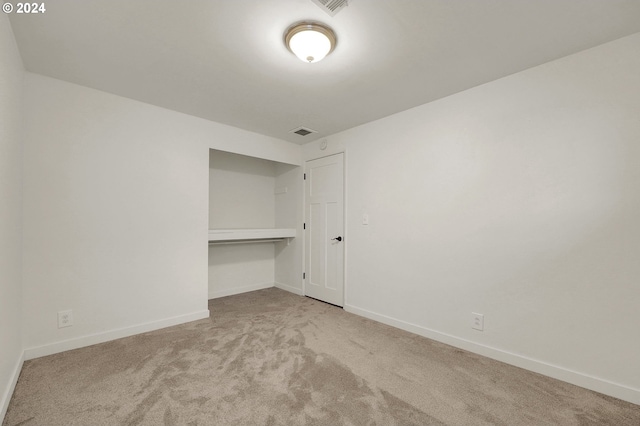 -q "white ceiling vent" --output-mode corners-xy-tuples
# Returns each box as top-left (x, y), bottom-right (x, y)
(289, 126), (317, 136)
(310, 0), (349, 17)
